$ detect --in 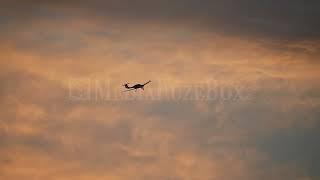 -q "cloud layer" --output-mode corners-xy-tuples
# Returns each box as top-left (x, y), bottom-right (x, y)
(0, 1), (320, 180)
(1, 0), (320, 40)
